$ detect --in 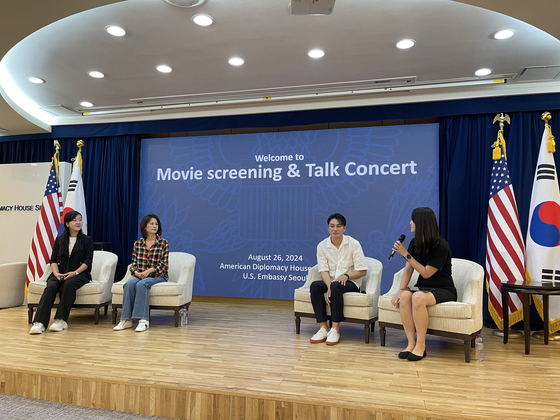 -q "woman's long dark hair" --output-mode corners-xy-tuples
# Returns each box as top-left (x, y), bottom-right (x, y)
(411, 207), (439, 255)
(58, 211), (84, 257)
